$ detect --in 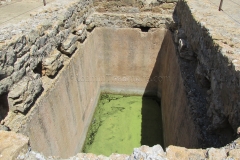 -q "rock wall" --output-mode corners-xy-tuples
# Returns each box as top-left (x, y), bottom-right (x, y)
(174, 0), (240, 147)
(0, 0), (94, 123)
(157, 31), (200, 148)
